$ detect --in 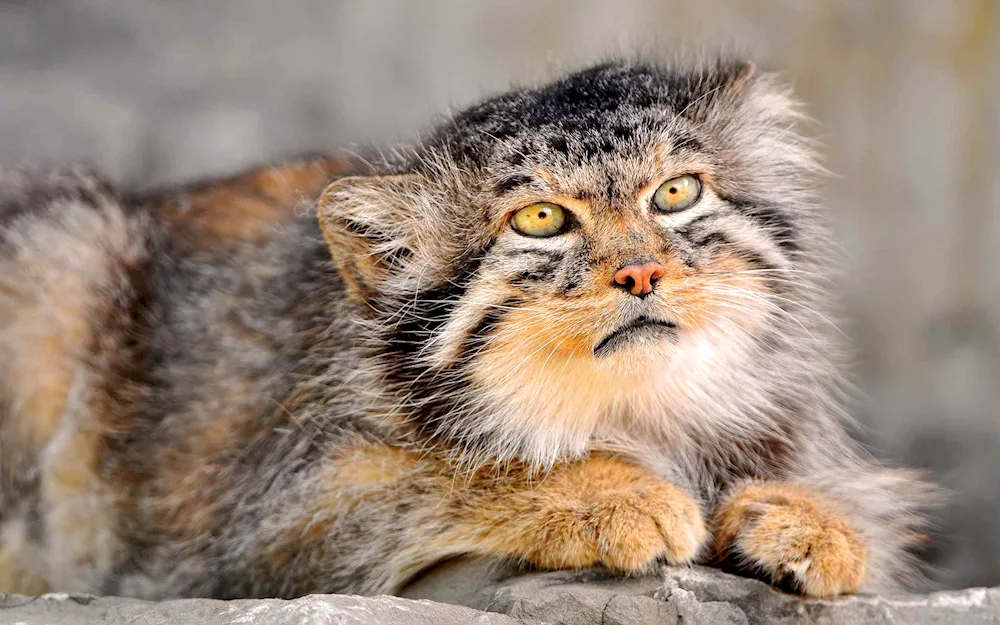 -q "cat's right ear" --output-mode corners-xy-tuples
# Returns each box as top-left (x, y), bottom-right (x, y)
(317, 174), (425, 304)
